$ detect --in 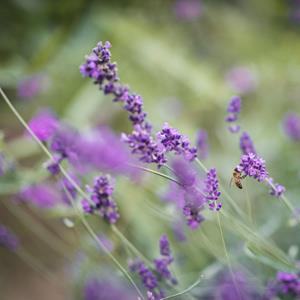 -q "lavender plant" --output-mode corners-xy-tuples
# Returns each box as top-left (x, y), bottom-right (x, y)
(0, 37), (299, 300)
